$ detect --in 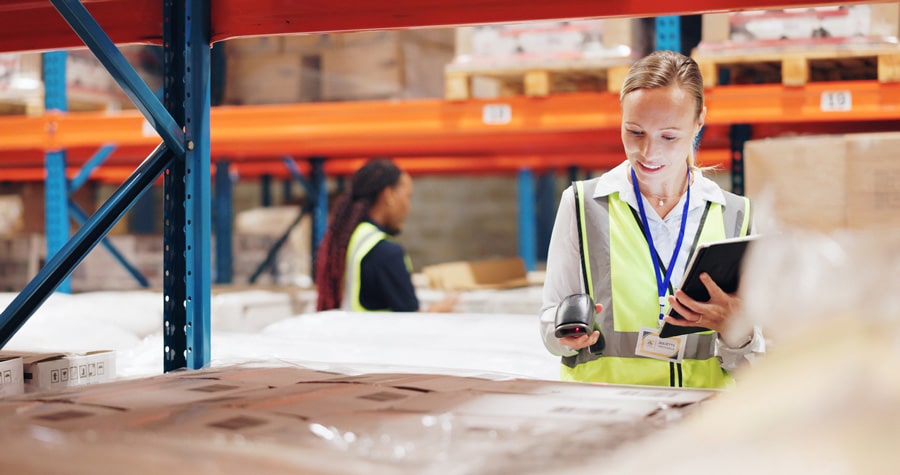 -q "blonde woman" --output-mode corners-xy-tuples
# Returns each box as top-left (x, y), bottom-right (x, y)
(539, 50), (763, 388)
